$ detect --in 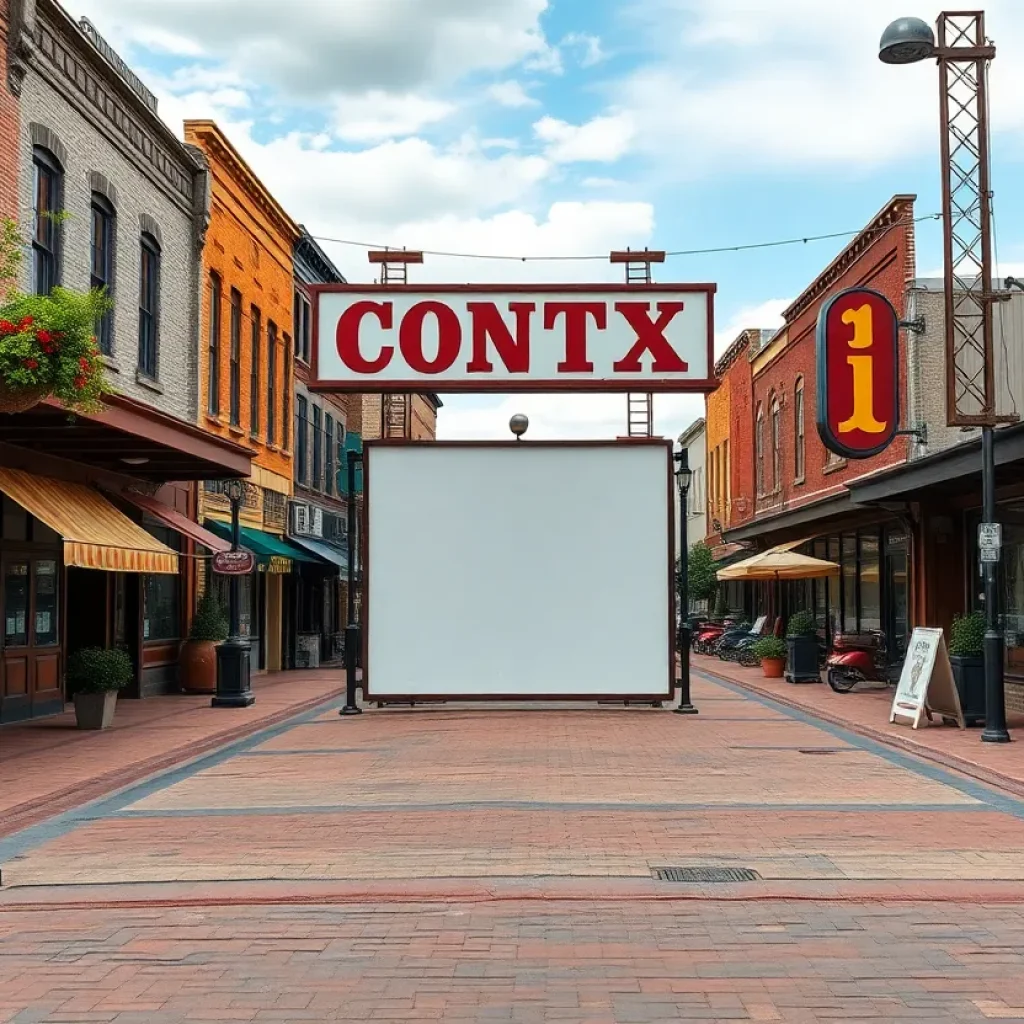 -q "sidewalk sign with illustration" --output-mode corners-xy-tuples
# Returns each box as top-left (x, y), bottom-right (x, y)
(889, 627), (966, 730)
